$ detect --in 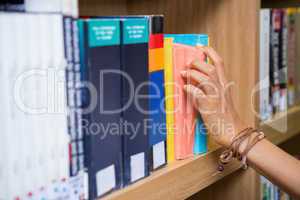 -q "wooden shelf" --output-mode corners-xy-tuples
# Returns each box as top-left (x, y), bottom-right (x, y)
(100, 106), (300, 200)
(260, 106), (300, 145)
(102, 148), (241, 200)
